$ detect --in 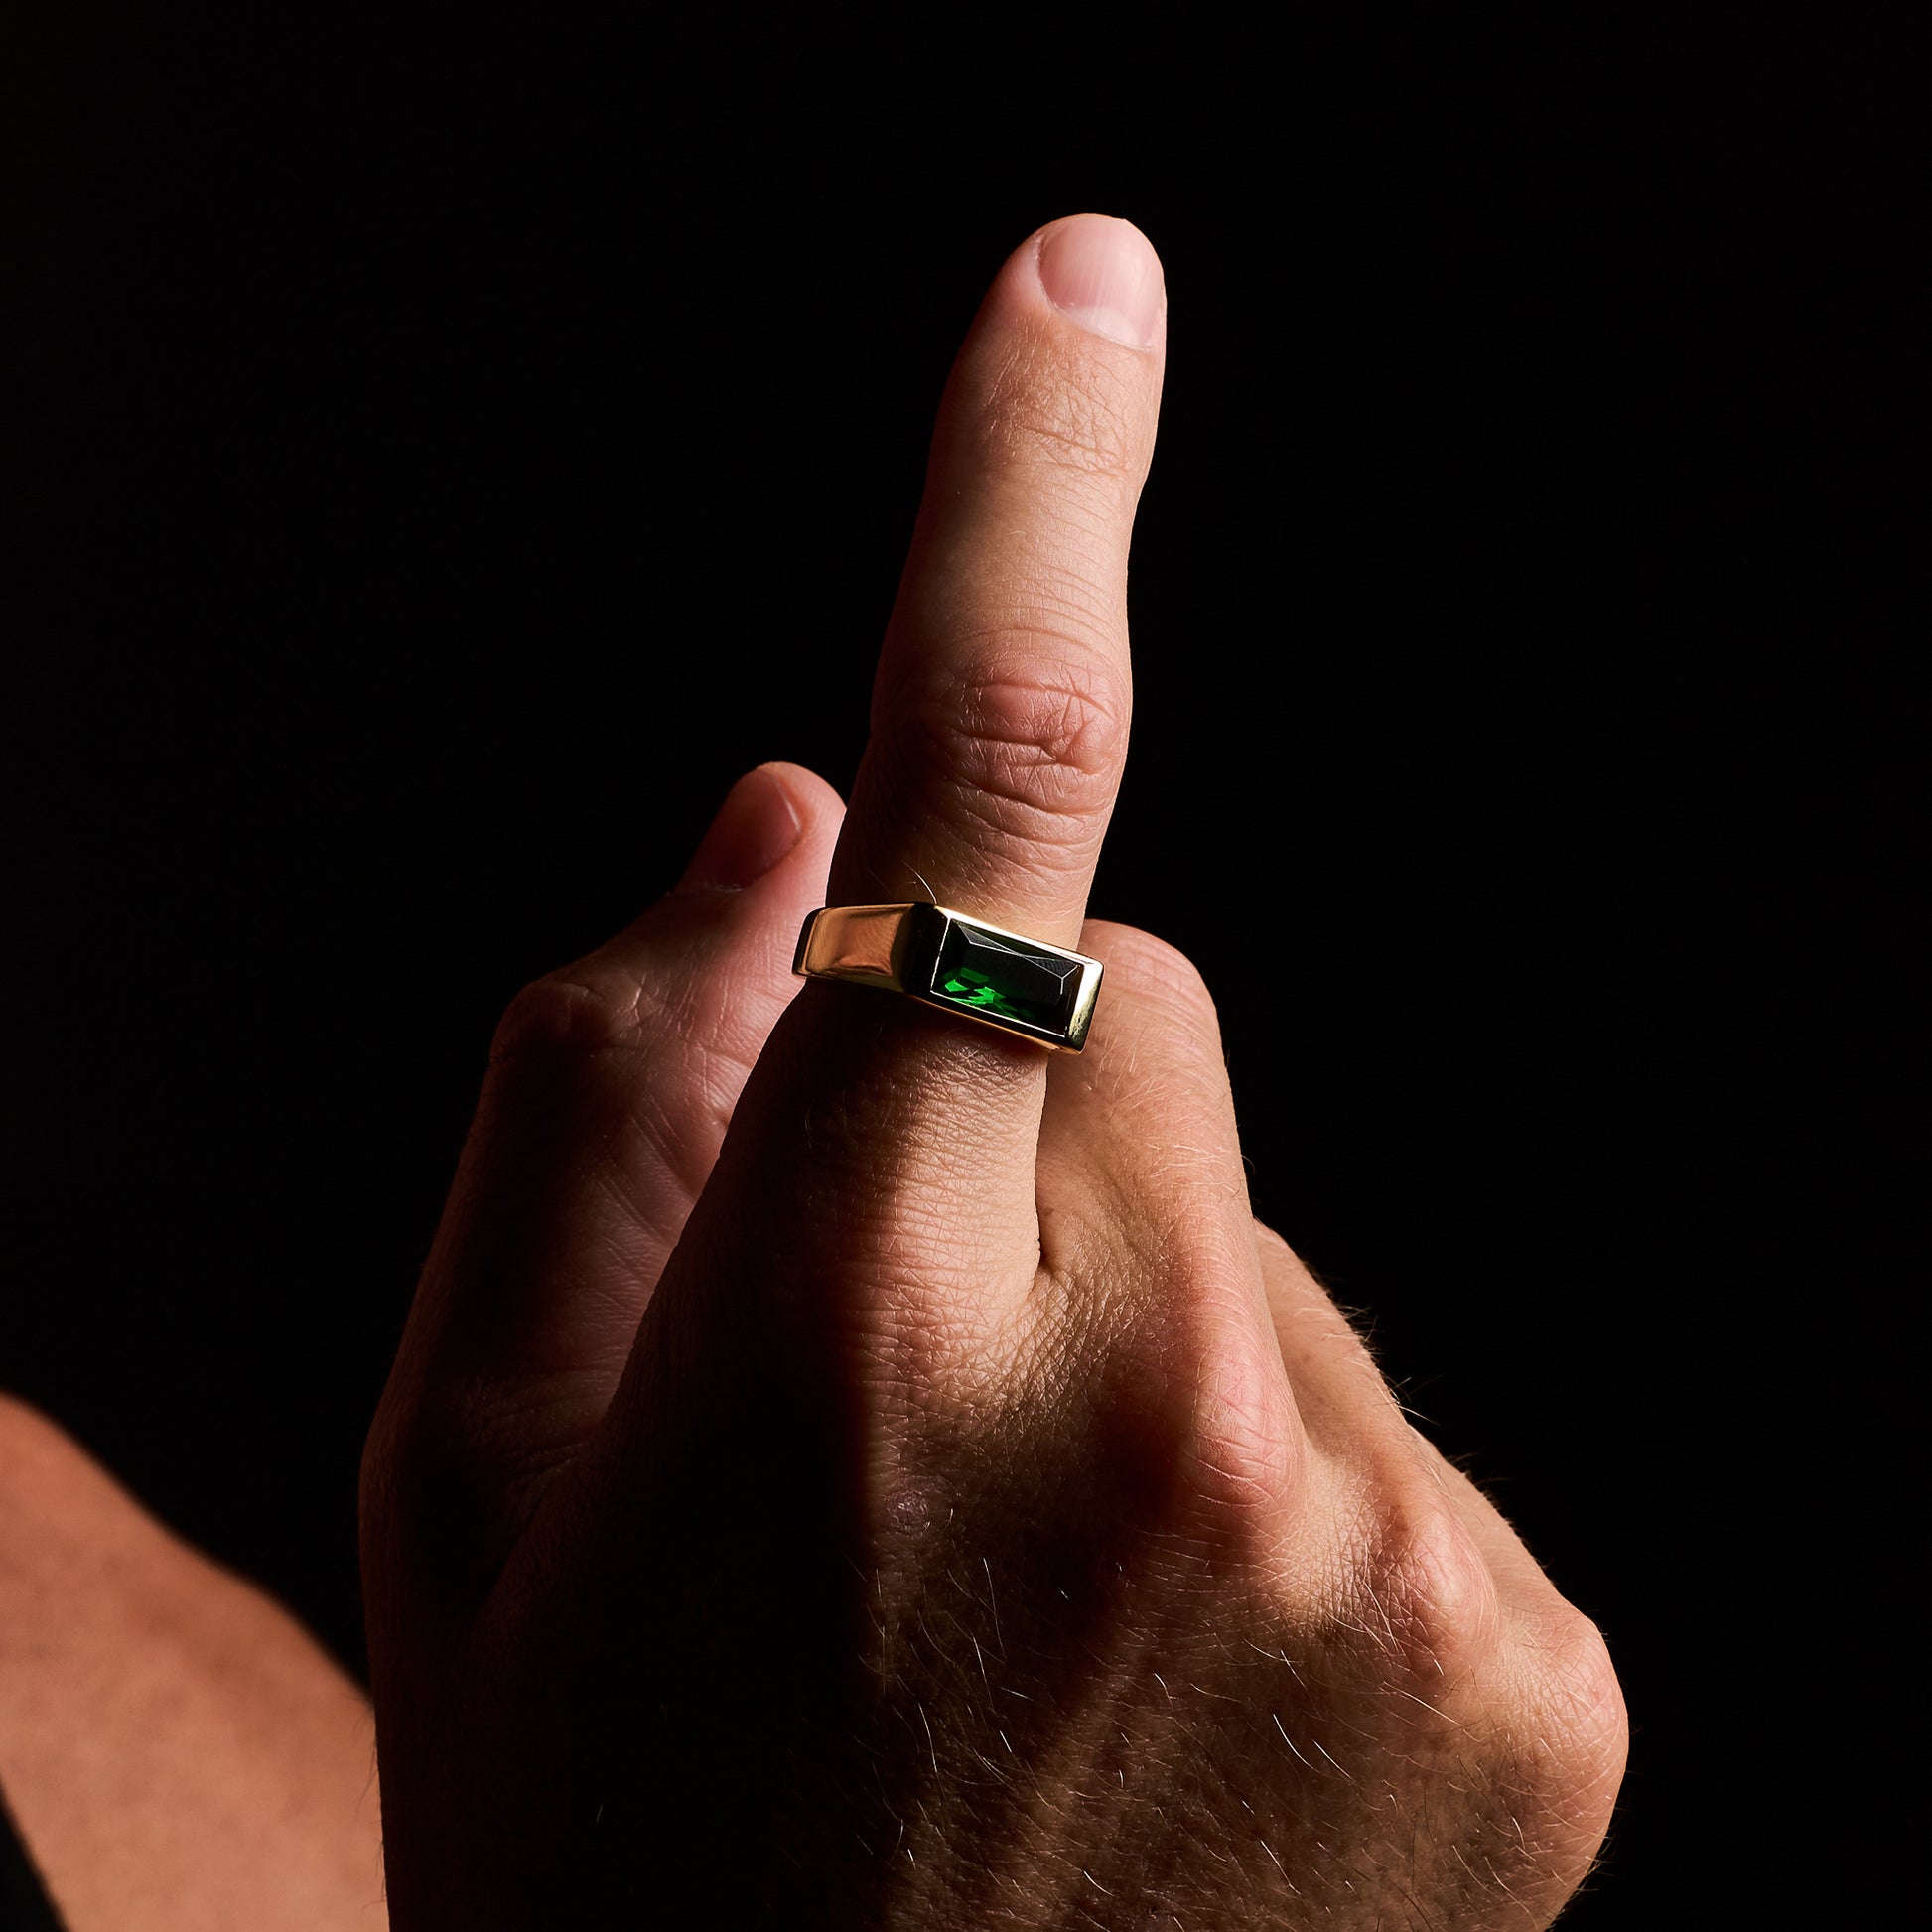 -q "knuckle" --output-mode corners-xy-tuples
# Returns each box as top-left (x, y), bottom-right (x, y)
(1178, 1318), (1308, 1528)
(1361, 1486), (1504, 1684)
(360, 1378), (455, 1543)
(489, 964), (666, 1066)
(1514, 1603), (1630, 1799)
(360, 1377), (557, 1609)
(357, 1392), (423, 1589)
(1089, 923), (1219, 1028)
(1076, 1256), (1307, 1556)
(1466, 1604), (1627, 1893)
(897, 652), (1128, 832)
(1078, 924), (1229, 1092)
